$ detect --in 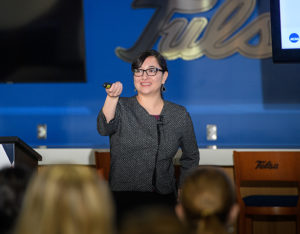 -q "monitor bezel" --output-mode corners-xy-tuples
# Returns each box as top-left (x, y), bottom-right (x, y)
(270, 0), (300, 63)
